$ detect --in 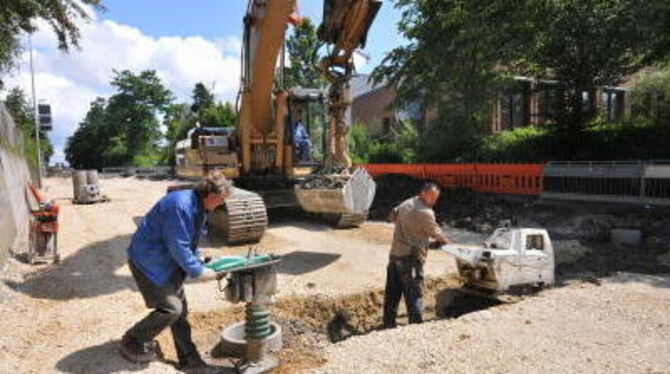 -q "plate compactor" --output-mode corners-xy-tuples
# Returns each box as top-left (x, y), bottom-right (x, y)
(207, 251), (282, 374)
